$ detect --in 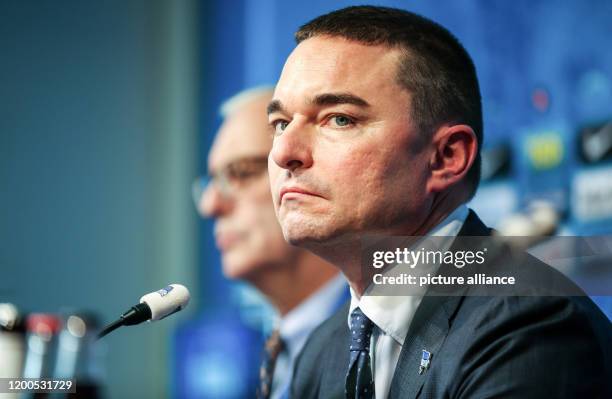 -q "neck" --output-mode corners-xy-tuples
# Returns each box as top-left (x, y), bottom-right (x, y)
(411, 191), (463, 236)
(248, 252), (339, 316)
(318, 193), (465, 297)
